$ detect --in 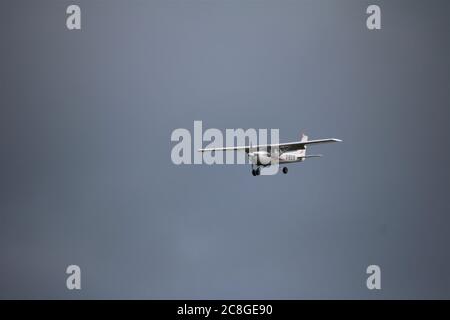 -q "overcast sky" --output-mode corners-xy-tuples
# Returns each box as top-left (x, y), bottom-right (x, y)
(0, 0), (449, 298)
